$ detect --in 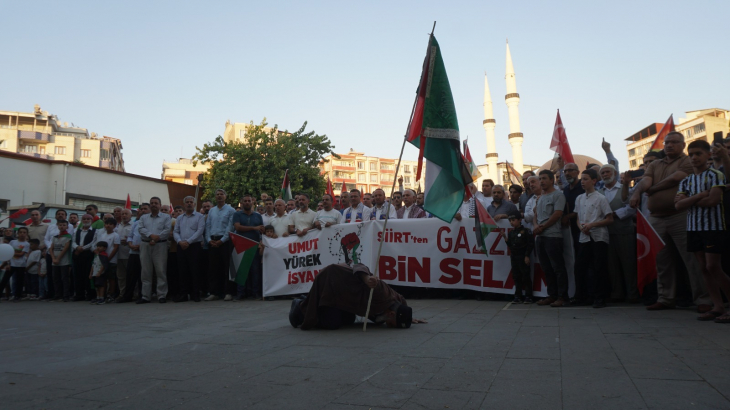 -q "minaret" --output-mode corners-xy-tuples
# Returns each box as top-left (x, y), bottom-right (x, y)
(505, 40), (524, 173)
(482, 72), (499, 182)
